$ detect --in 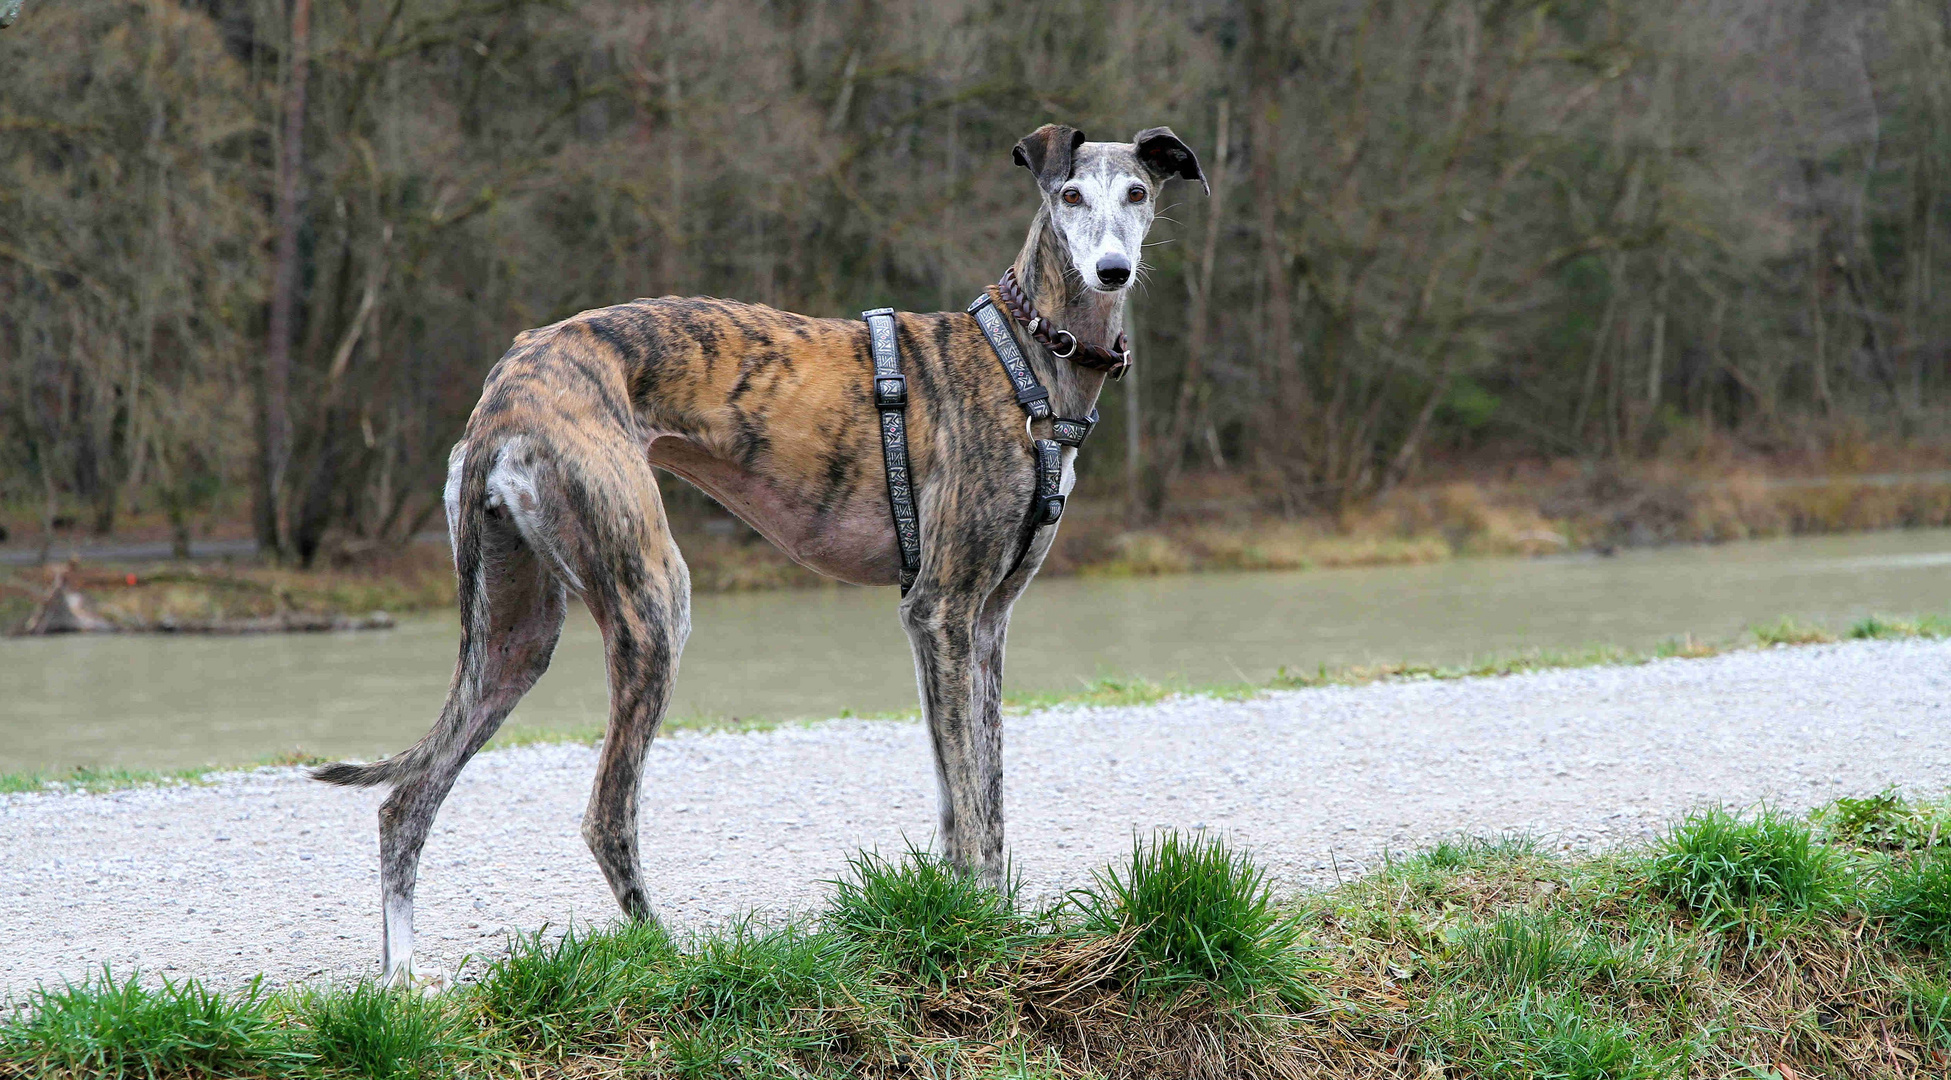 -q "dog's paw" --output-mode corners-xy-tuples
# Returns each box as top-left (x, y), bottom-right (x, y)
(383, 964), (453, 994)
